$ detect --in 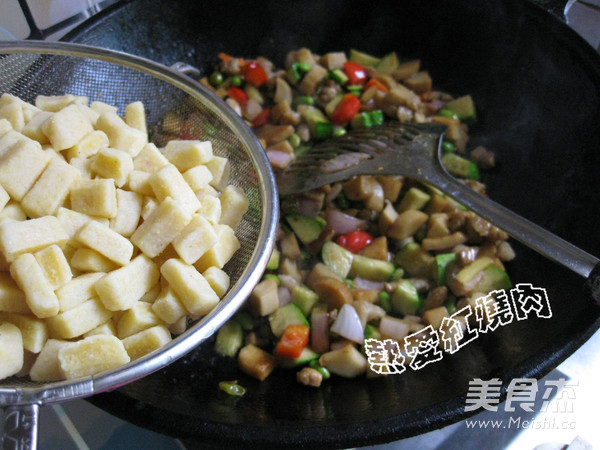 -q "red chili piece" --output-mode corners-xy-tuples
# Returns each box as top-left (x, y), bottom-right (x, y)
(343, 61), (368, 85)
(227, 86), (248, 107)
(330, 94), (361, 125)
(251, 107), (271, 127)
(276, 324), (310, 358)
(244, 61), (268, 87)
(337, 230), (374, 253)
